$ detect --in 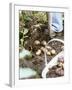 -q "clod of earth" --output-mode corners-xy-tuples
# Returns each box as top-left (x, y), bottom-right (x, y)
(41, 40), (47, 46)
(45, 45), (52, 50)
(57, 62), (64, 67)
